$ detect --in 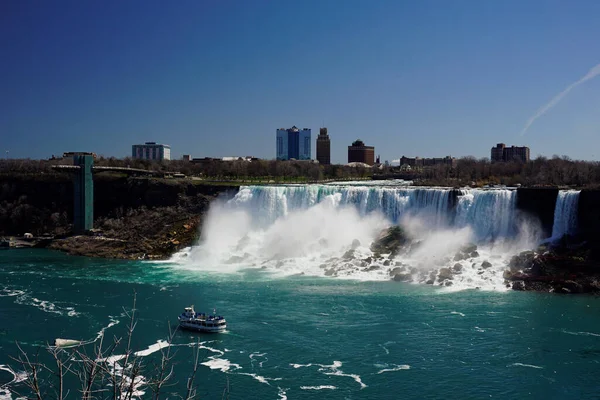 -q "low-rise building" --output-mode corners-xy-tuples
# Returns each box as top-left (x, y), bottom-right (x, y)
(132, 142), (171, 161)
(62, 152), (97, 159)
(348, 140), (375, 166)
(400, 155), (456, 168)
